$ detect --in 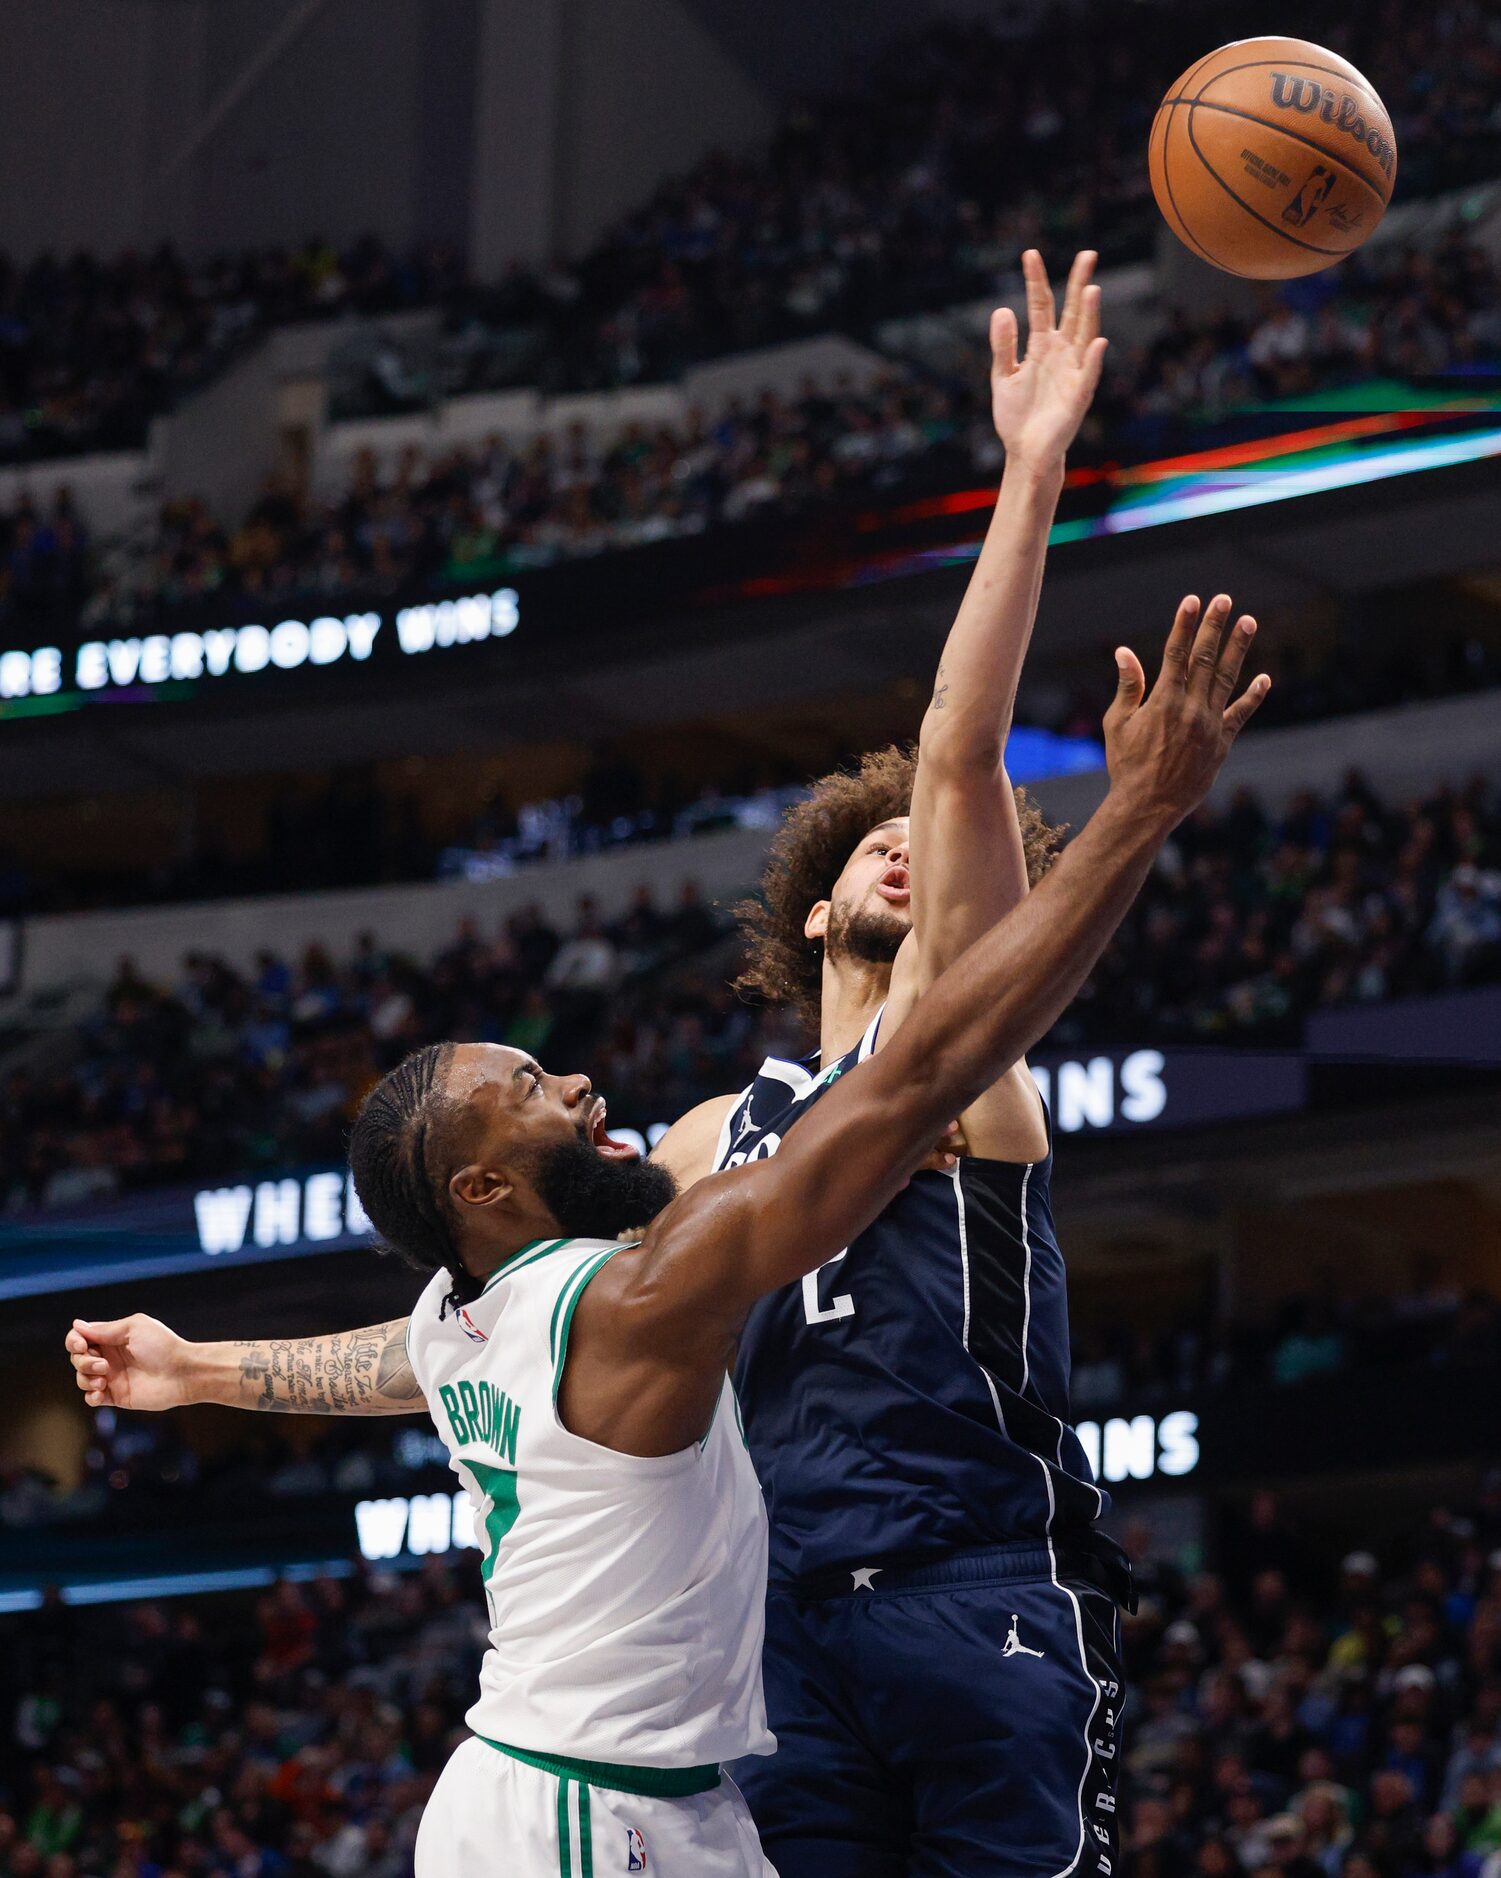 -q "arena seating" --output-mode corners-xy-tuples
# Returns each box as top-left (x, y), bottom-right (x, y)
(4, 772), (1498, 1213)
(1, 1), (1496, 473)
(5, 1273), (1497, 1533)
(10, 233), (1494, 646)
(0, 242), (461, 467)
(3, 1488), (1499, 1877)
